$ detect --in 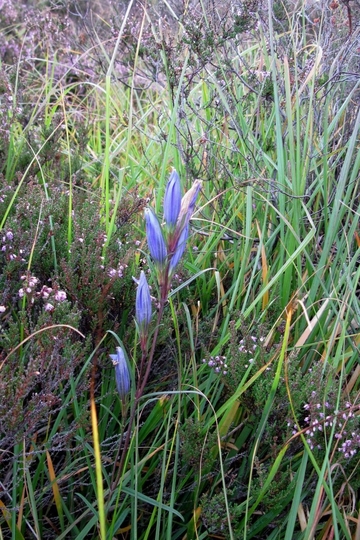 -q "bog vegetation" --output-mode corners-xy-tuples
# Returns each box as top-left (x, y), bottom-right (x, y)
(0, 0), (359, 538)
